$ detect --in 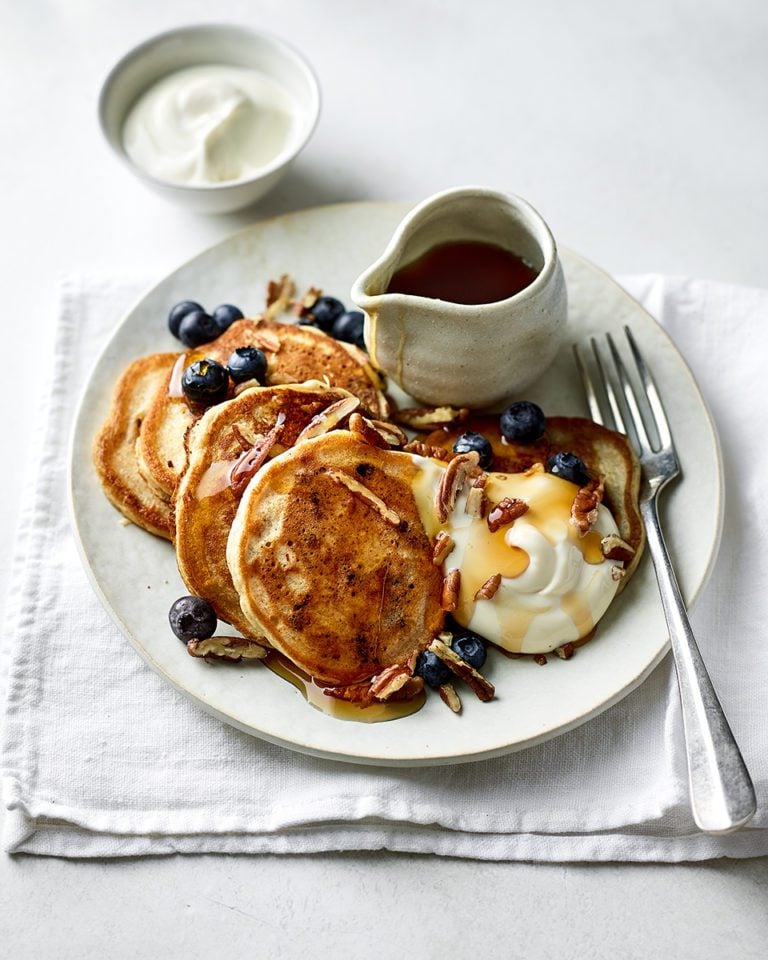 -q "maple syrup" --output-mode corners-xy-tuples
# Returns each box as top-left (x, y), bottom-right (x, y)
(263, 651), (426, 723)
(386, 240), (539, 305)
